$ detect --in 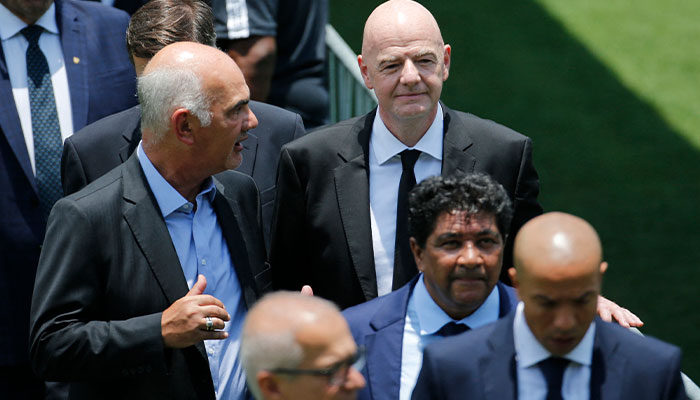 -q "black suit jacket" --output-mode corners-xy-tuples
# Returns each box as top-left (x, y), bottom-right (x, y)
(412, 313), (687, 400)
(29, 155), (270, 399)
(270, 105), (542, 309)
(61, 101), (305, 247)
(0, 0), (136, 366)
